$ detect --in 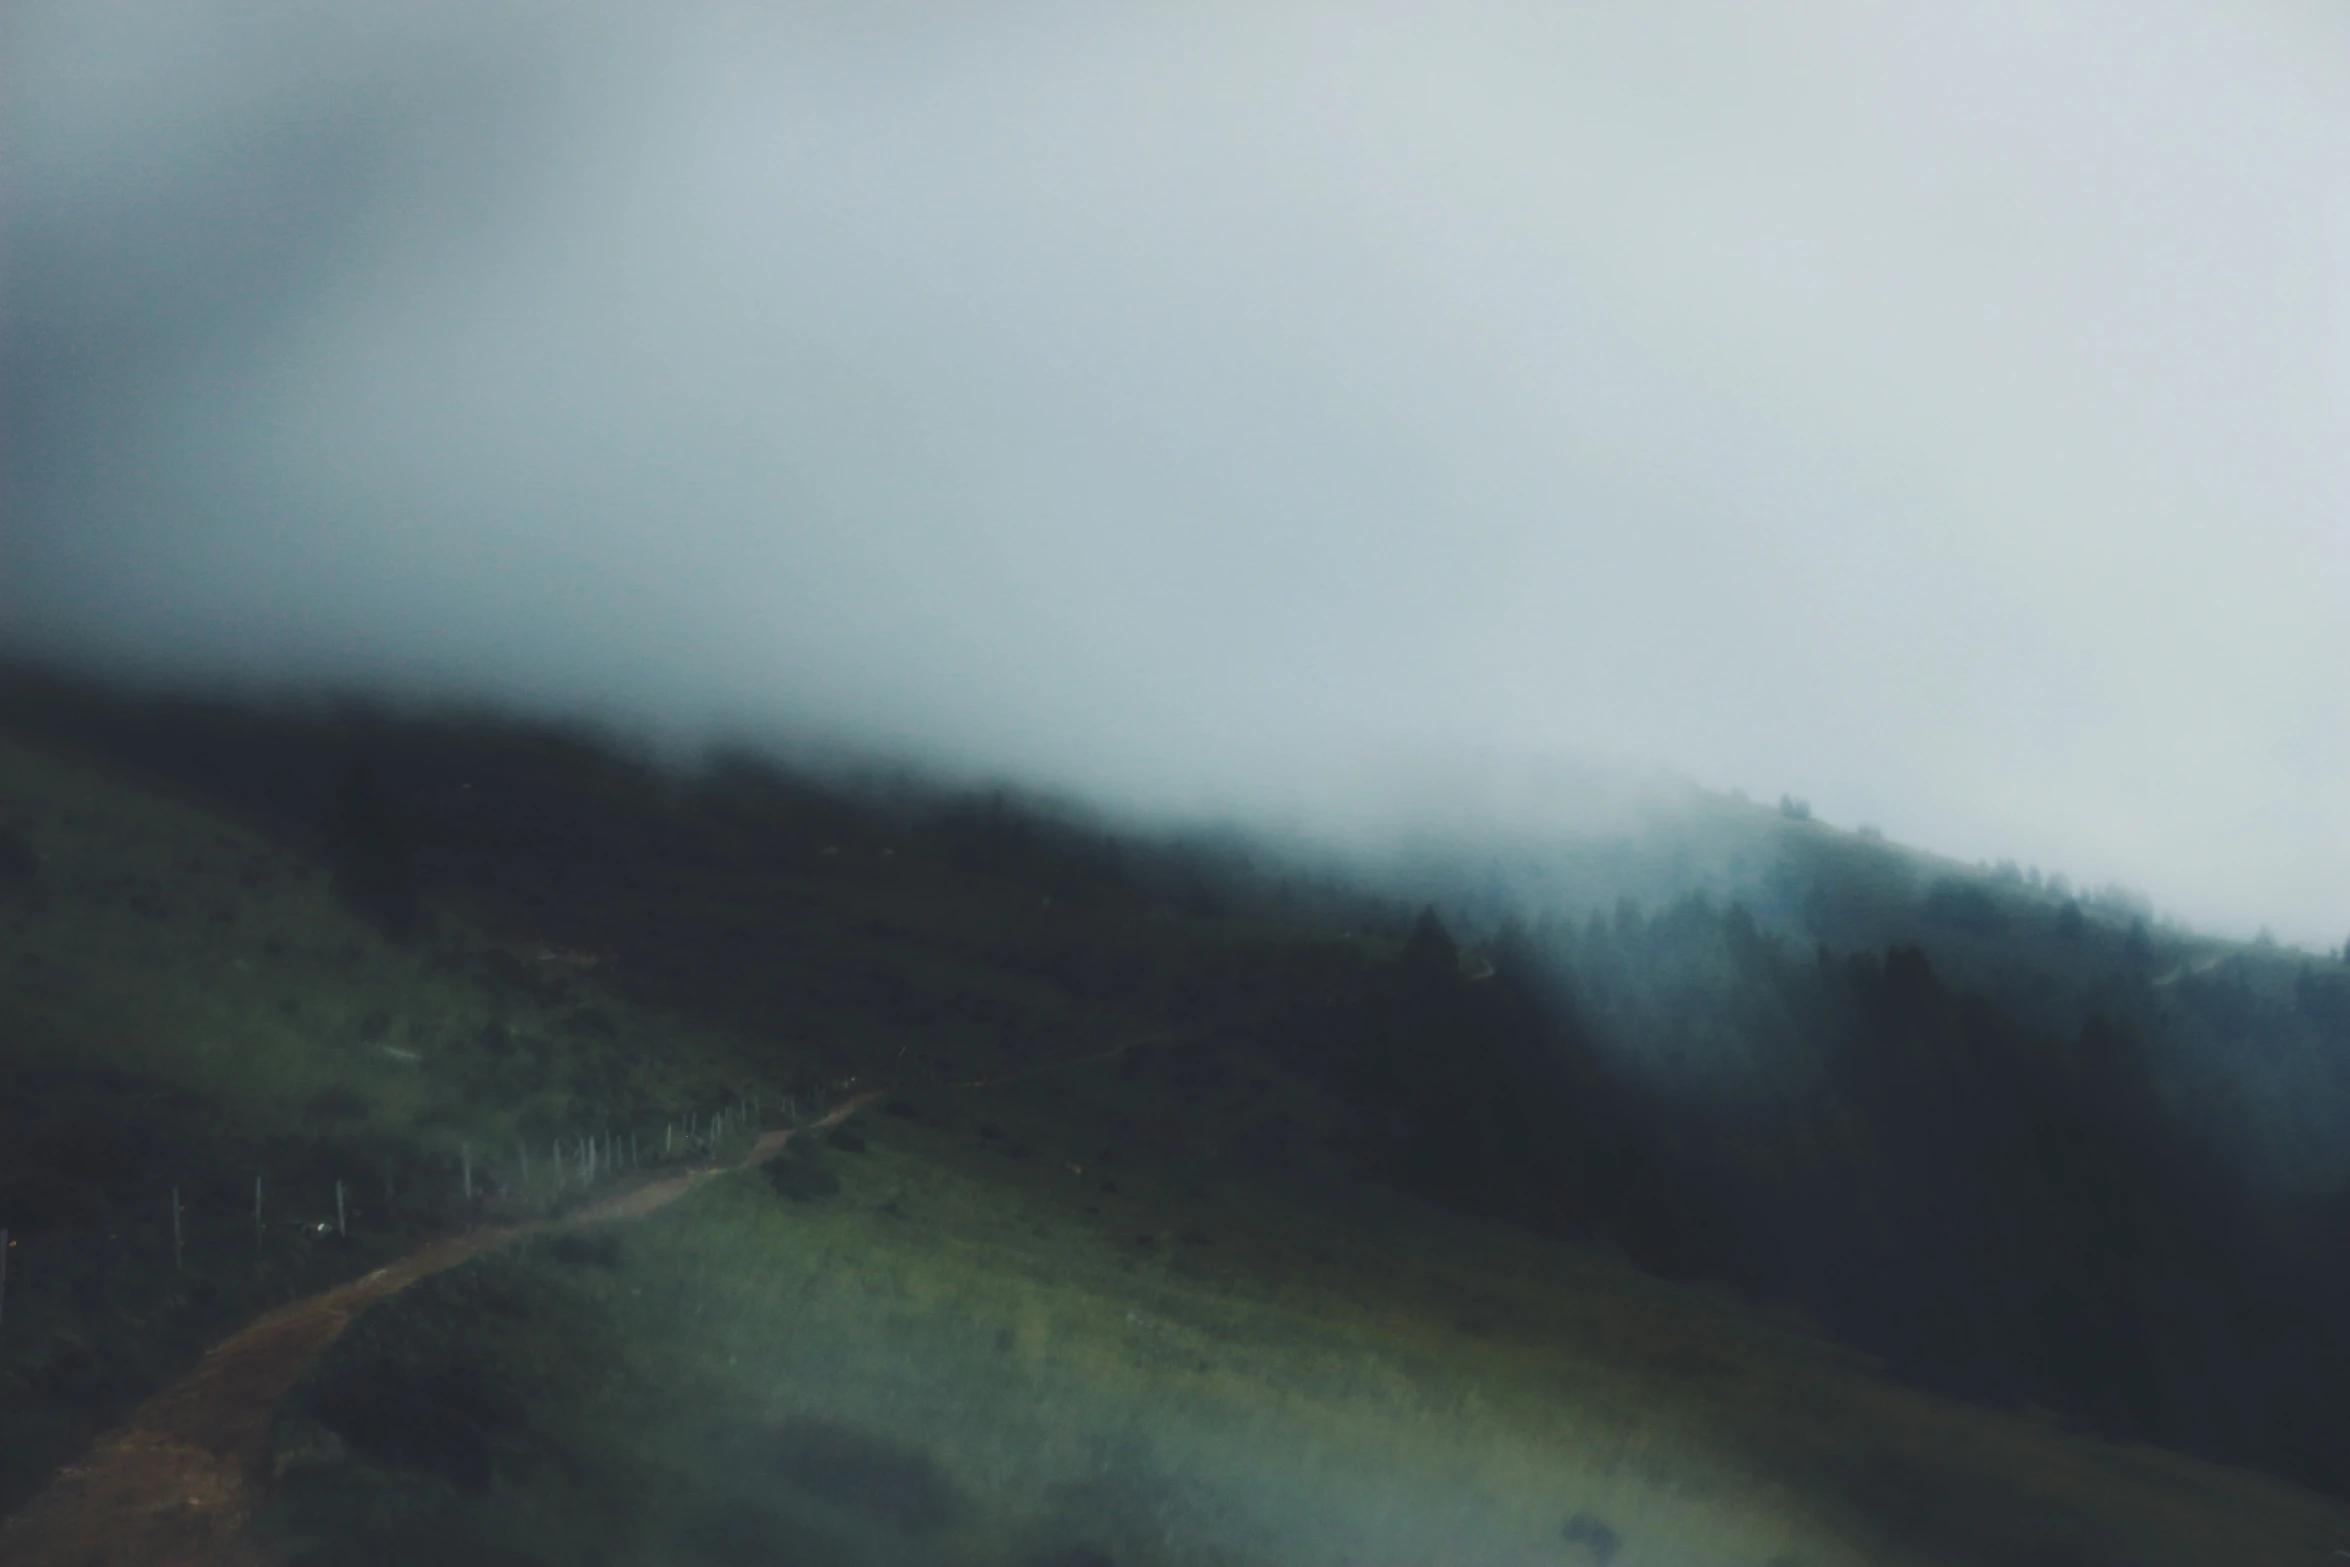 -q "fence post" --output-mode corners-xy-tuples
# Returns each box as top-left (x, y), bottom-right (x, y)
(462, 1142), (473, 1202)
(254, 1177), (264, 1255)
(172, 1187), (183, 1272)
(336, 1180), (346, 1238)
